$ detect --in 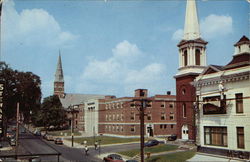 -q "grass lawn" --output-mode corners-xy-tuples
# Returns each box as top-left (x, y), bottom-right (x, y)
(118, 144), (179, 157)
(146, 150), (196, 162)
(70, 136), (143, 145)
(48, 129), (81, 136)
